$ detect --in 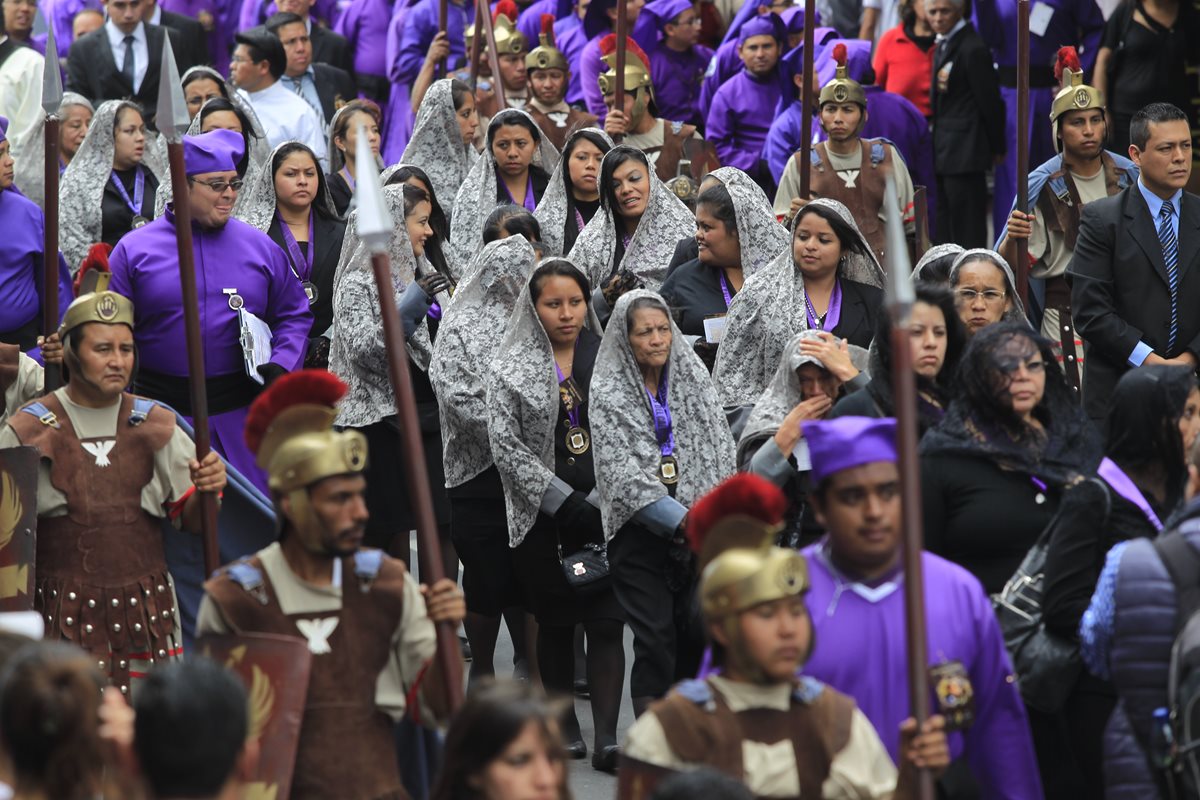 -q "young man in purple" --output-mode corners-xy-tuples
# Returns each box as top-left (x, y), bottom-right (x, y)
(800, 416), (1044, 800)
(107, 128), (311, 495)
(575, 0), (646, 119)
(632, 0), (711, 128)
